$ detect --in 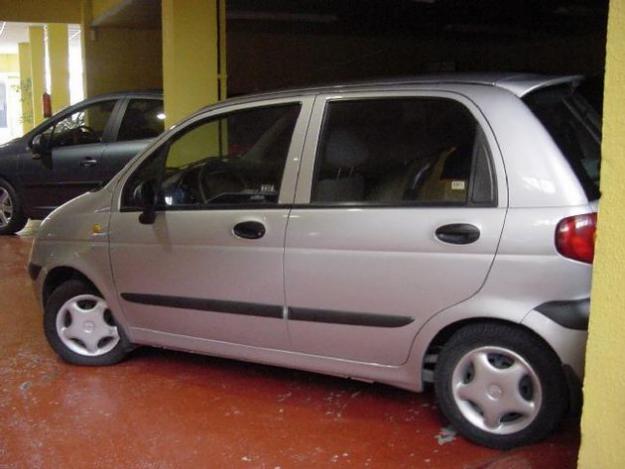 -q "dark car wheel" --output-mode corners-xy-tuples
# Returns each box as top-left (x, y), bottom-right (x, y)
(434, 322), (568, 449)
(0, 178), (27, 235)
(44, 279), (133, 365)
